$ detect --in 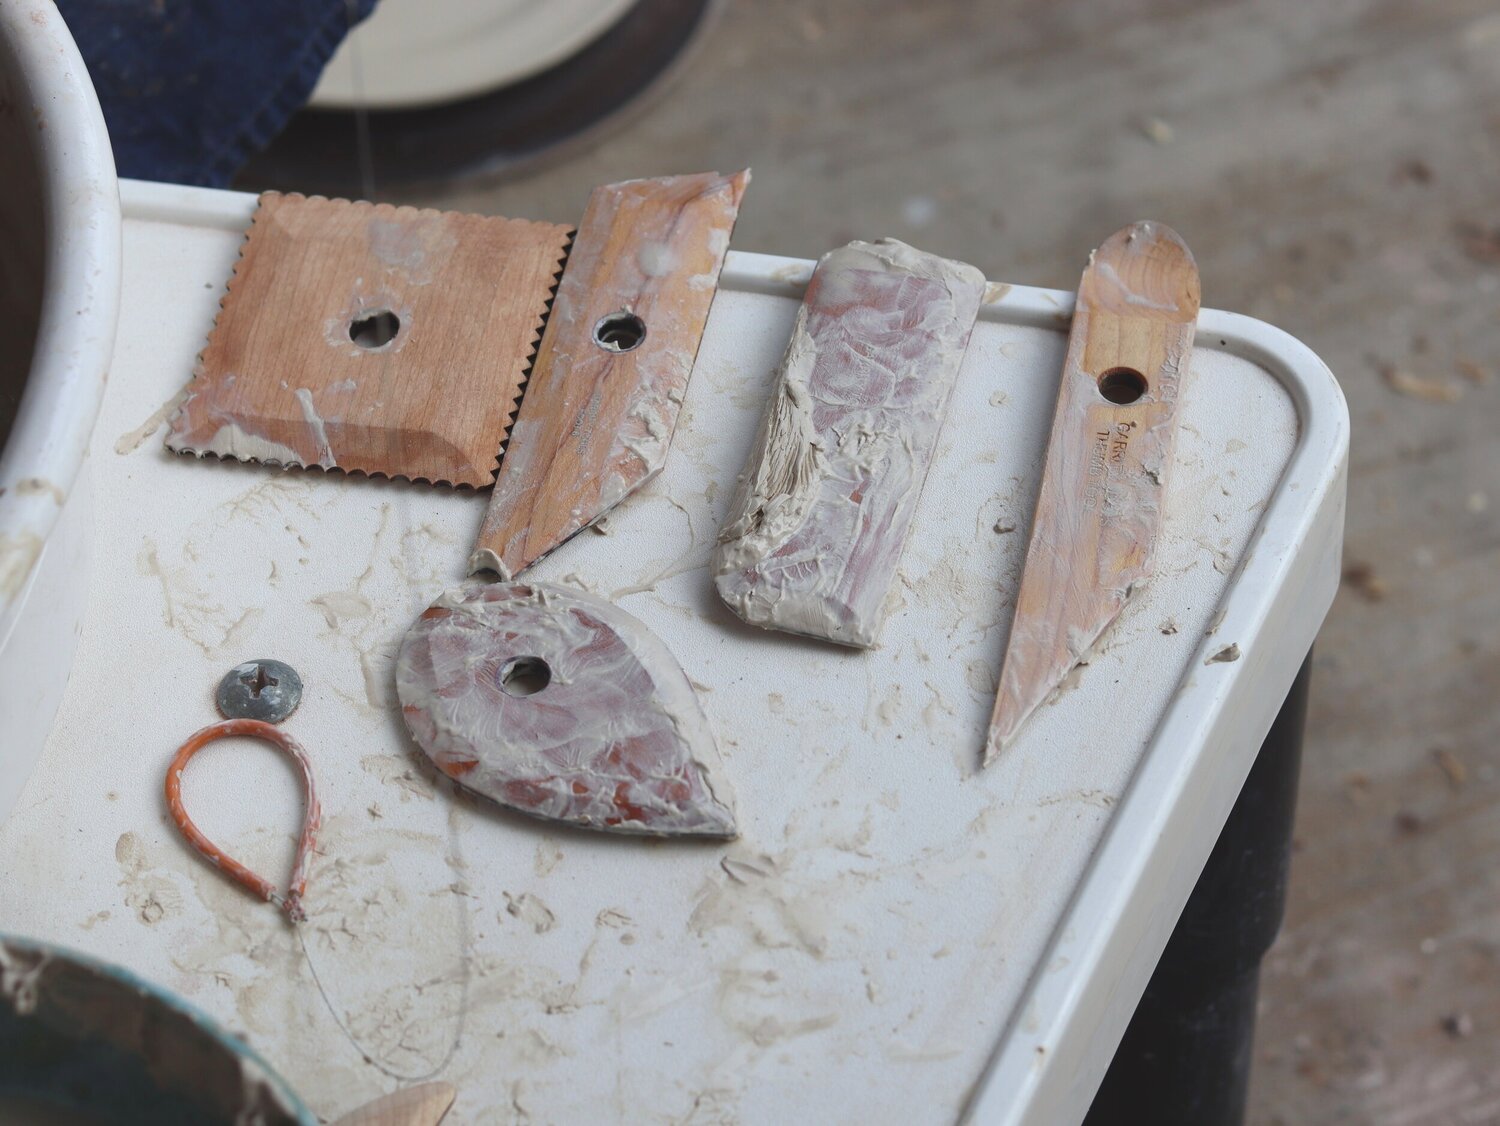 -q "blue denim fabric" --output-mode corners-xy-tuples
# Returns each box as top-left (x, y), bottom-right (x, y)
(56, 0), (377, 186)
